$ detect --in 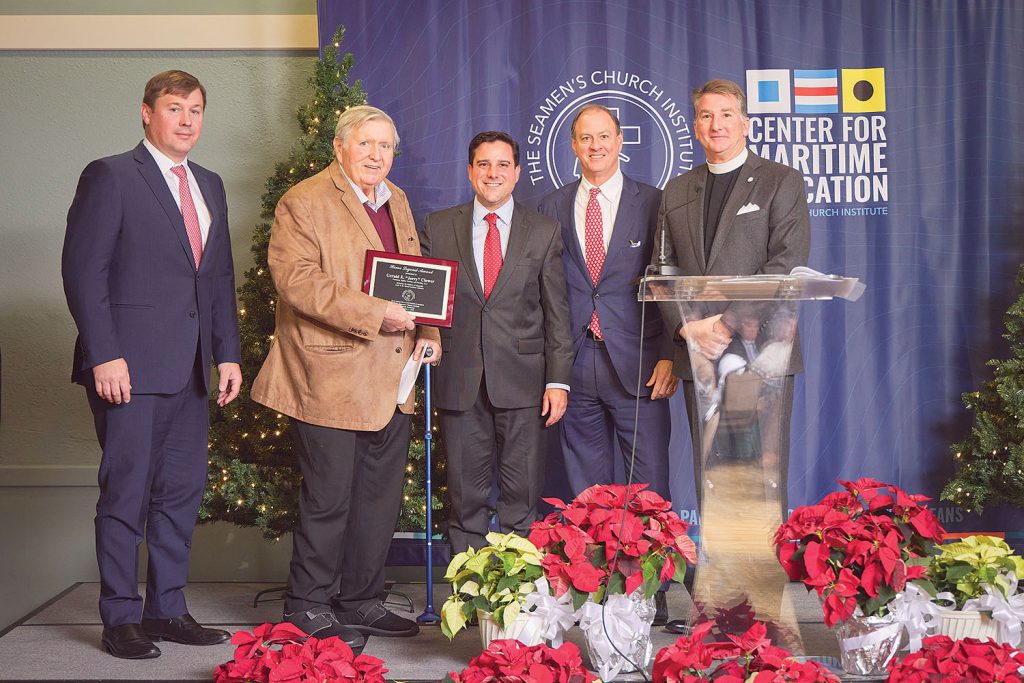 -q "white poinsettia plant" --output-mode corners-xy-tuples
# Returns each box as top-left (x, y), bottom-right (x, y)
(893, 534), (1024, 649)
(915, 535), (1024, 608)
(440, 531), (547, 639)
